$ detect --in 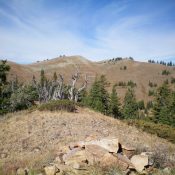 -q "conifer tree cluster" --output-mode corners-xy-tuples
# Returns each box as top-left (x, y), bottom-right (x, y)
(148, 59), (175, 66)
(153, 84), (175, 127)
(83, 75), (138, 119)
